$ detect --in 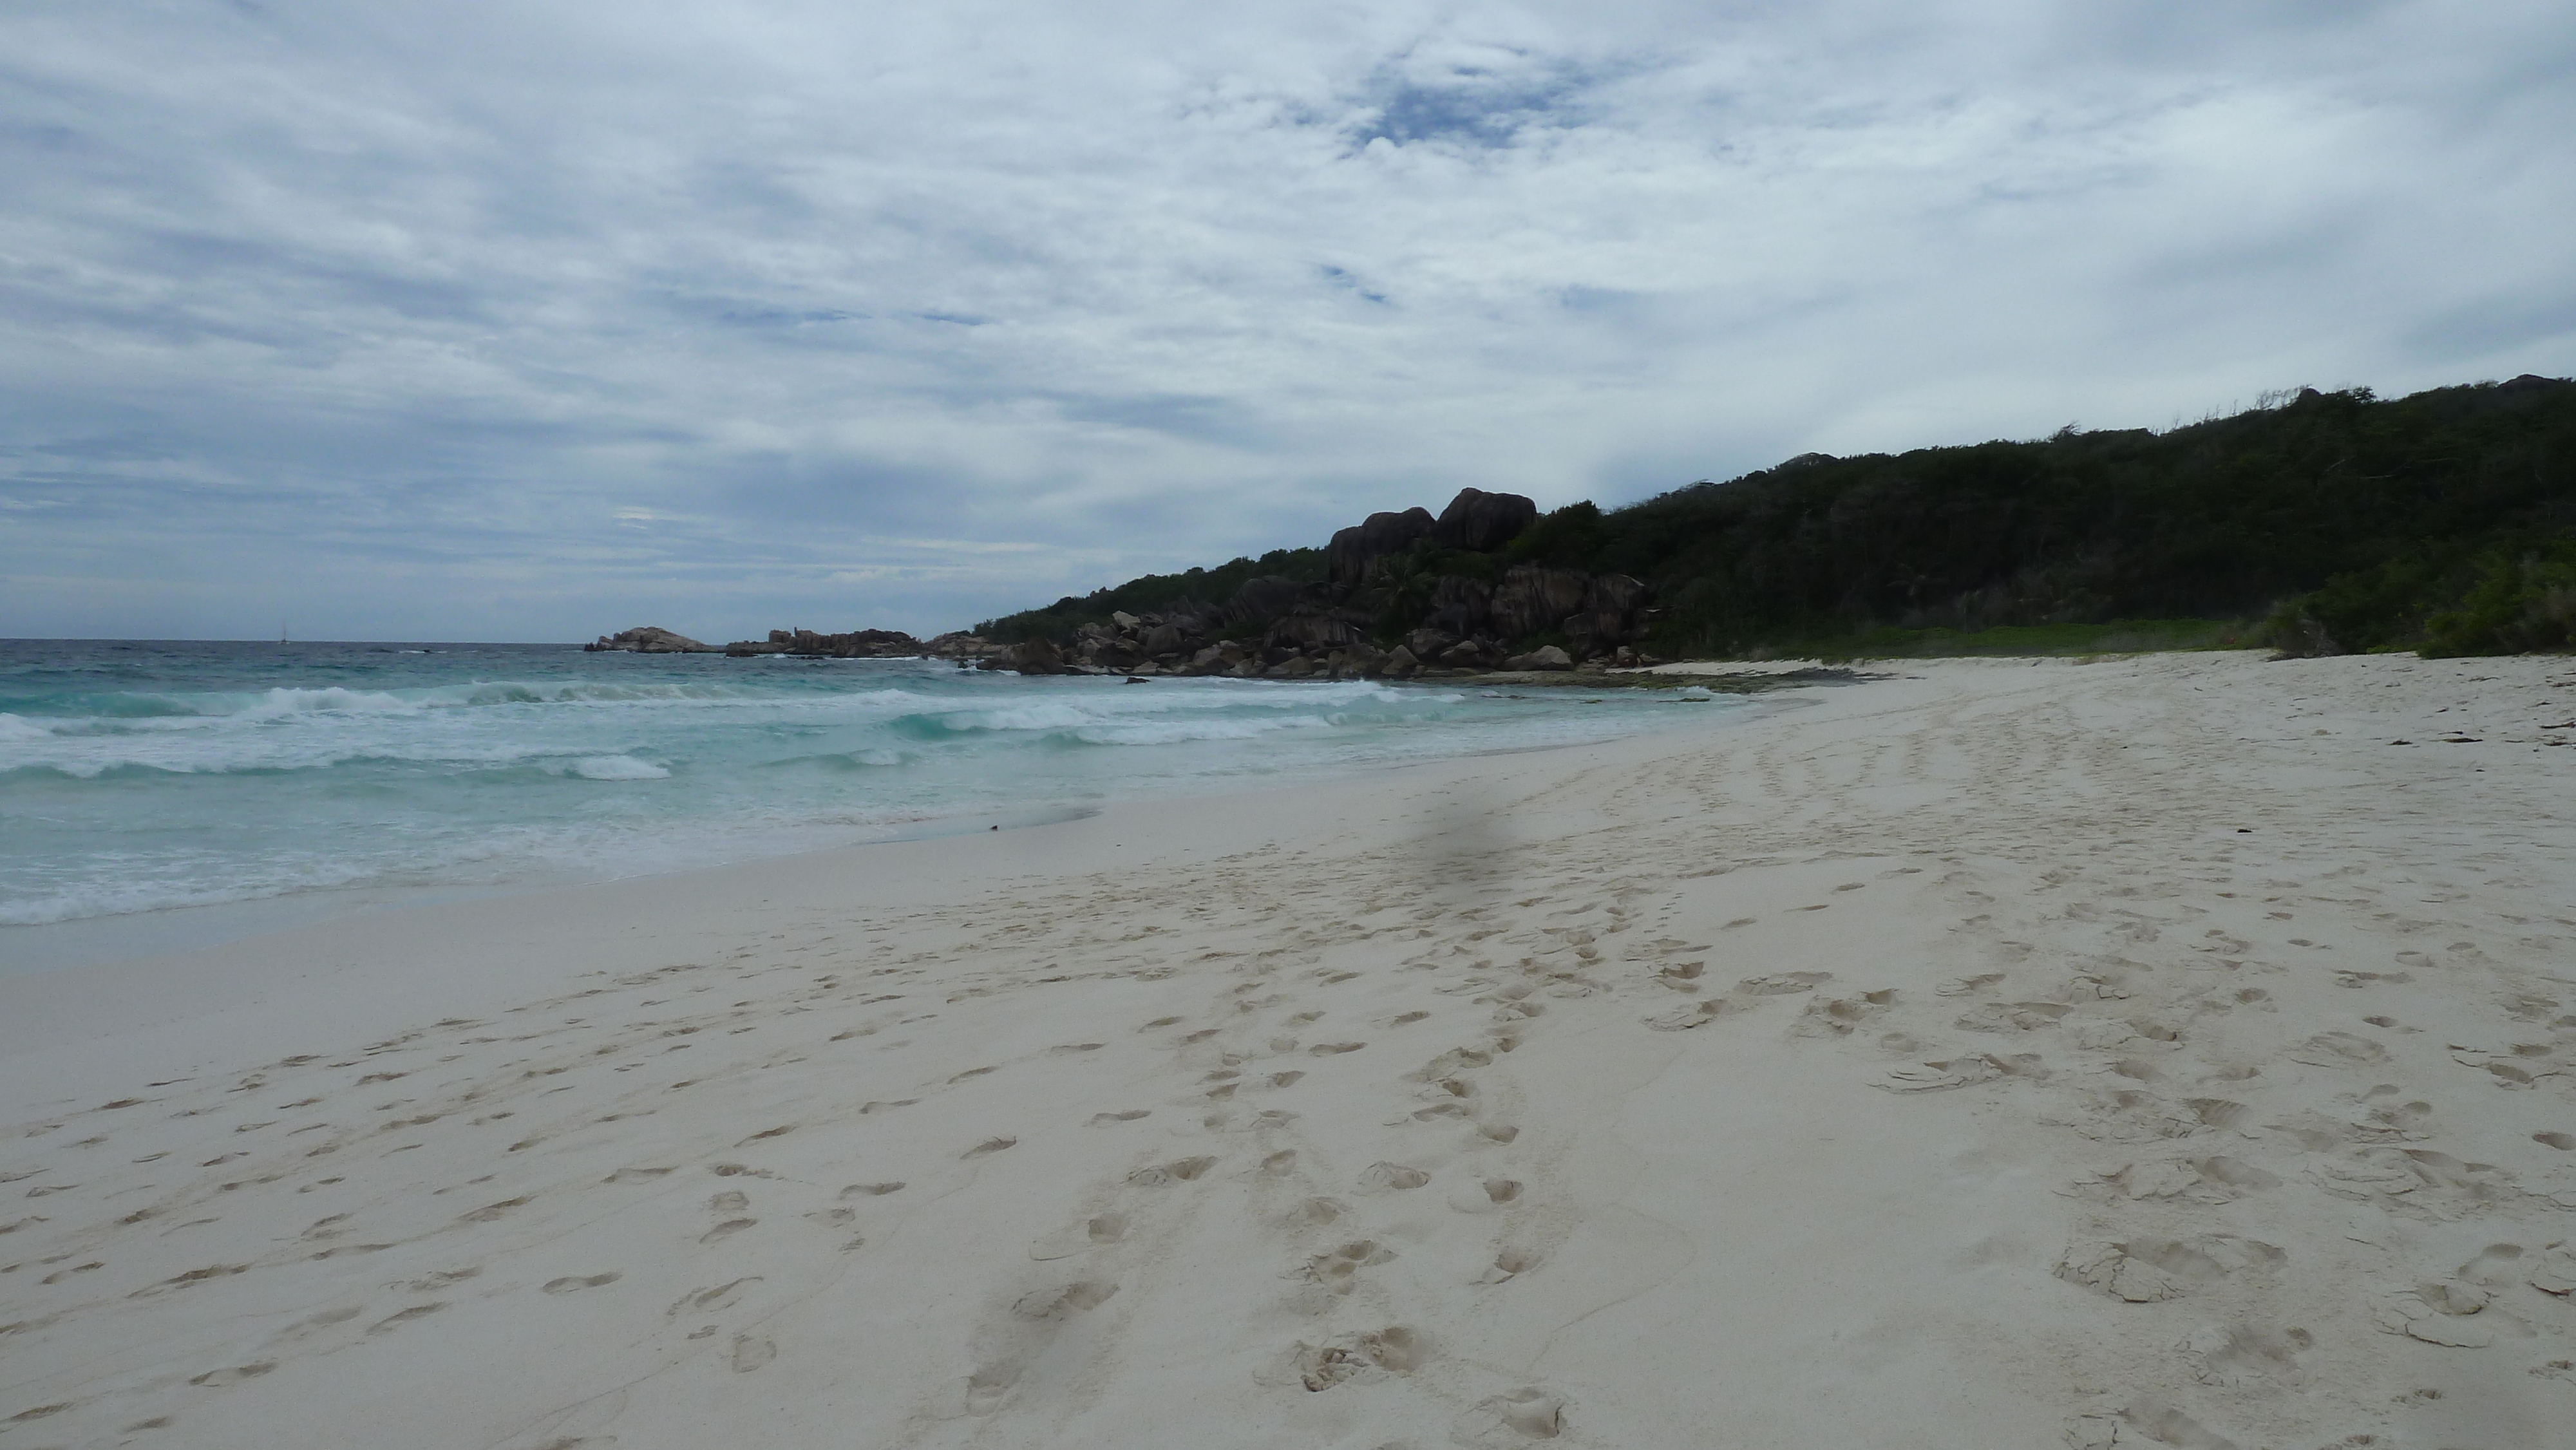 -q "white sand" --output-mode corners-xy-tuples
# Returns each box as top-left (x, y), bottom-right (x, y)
(5, 652), (2575, 1450)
